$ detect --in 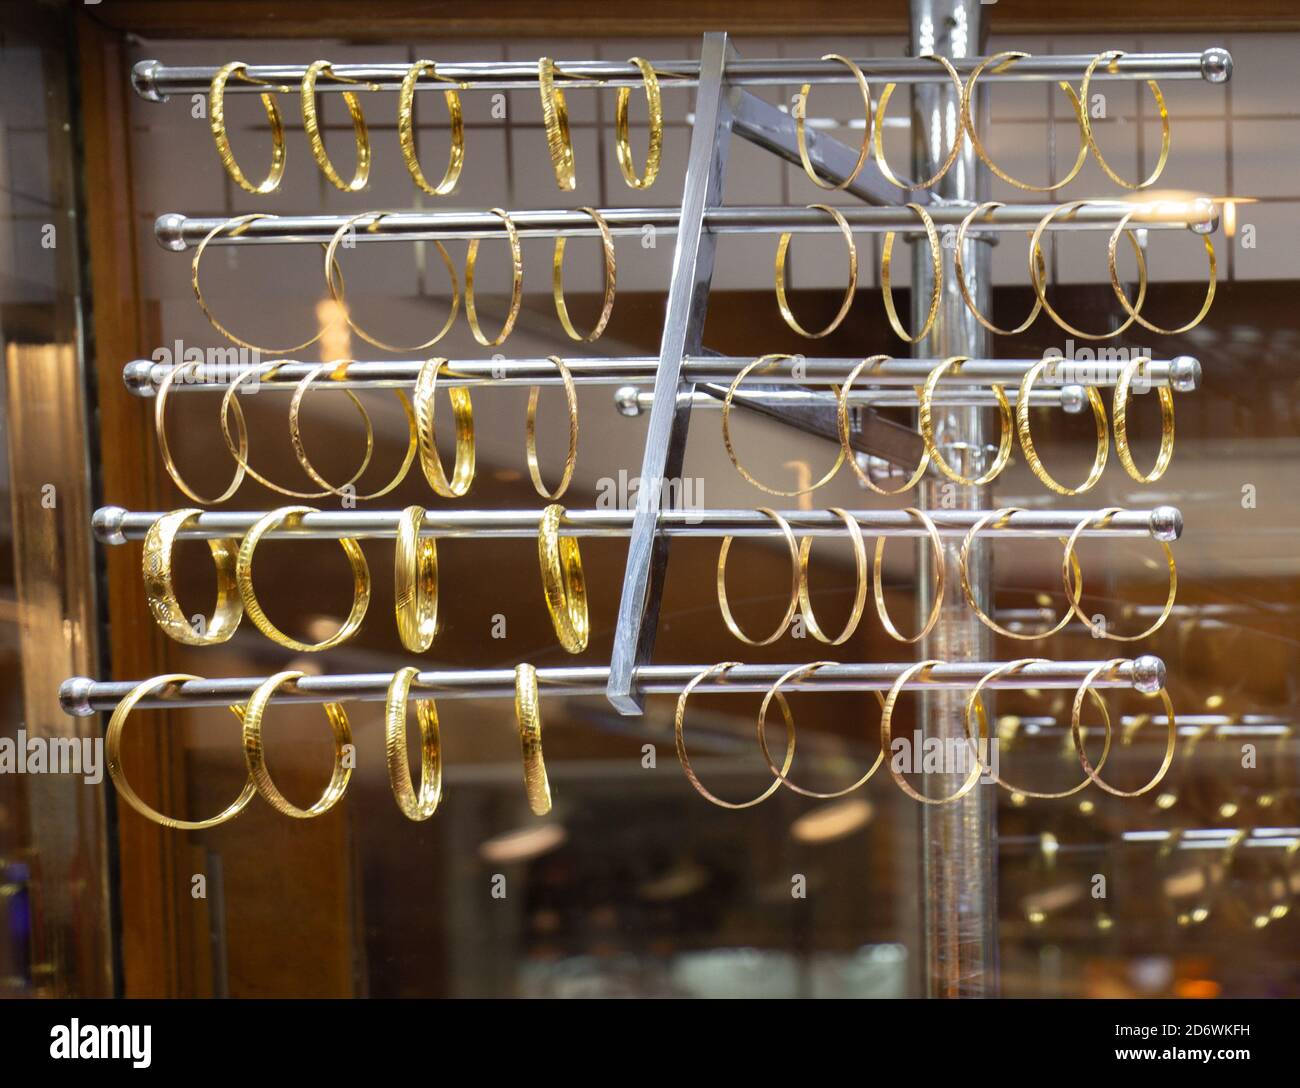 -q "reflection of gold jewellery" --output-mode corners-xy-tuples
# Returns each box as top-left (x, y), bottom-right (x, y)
(1107, 209), (1216, 334)
(107, 675), (255, 829)
(1112, 356), (1175, 483)
(1016, 358), (1109, 495)
(398, 60), (465, 196)
(241, 671), (353, 818)
(514, 664), (553, 815)
(615, 57), (662, 189)
(236, 506), (372, 651)
(143, 509), (243, 645)
(527, 356), (579, 500)
(675, 662), (795, 809)
(955, 203), (1047, 335)
(837, 355), (930, 494)
(413, 358), (476, 498)
(155, 360), (247, 504)
(538, 504), (589, 654)
(209, 62), (288, 194)
(961, 53), (1088, 192)
(1070, 659), (1177, 796)
(1061, 508), (1177, 641)
(394, 505), (438, 652)
(300, 59), (378, 192)
(385, 666), (443, 820)
(716, 508), (800, 646)
(919, 356), (1014, 486)
(465, 207), (524, 346)
(775, 203), (858, 338)
(796, 54), (872, 190)
(553, 207), (616, 341)
(882, 660), (984, 804)
(1079, 51), (1170, 190)
(538, 58), (577, 191)
(874, 508), (944, 644)
(874, 54), (963, 188)
(881, 203), (942, 343)
(797, 509), (868, 645)
(723, 354), (844, 495)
